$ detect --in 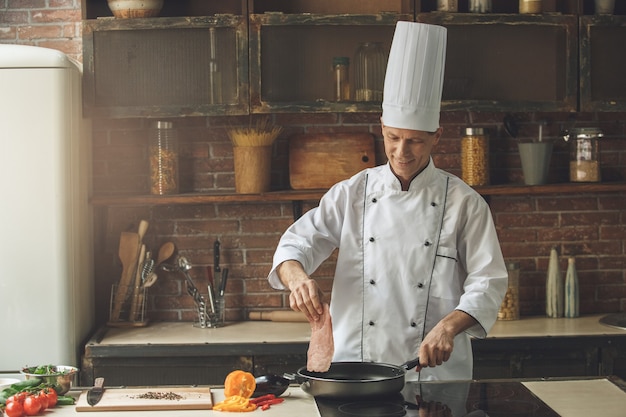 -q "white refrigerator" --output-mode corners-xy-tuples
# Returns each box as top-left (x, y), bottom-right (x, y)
(0, 44), (94, 381)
